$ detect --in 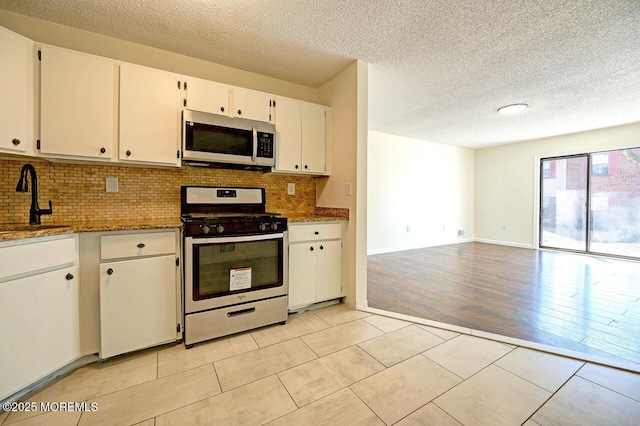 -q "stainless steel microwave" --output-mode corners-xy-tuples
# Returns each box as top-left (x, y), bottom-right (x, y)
(182, 109), (275, 168)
